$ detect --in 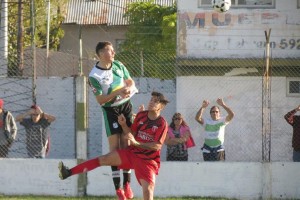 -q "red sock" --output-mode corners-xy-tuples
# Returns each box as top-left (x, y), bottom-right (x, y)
(70, 157), (100, 175)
